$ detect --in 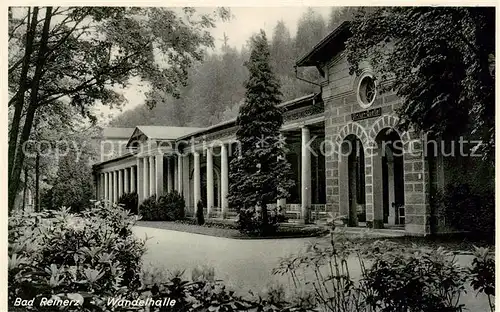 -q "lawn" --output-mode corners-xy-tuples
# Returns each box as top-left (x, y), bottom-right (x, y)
(136, 219), (328, 239)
